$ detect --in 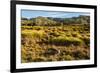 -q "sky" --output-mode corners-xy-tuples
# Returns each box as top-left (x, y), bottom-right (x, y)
(21, 10), (90, 19)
